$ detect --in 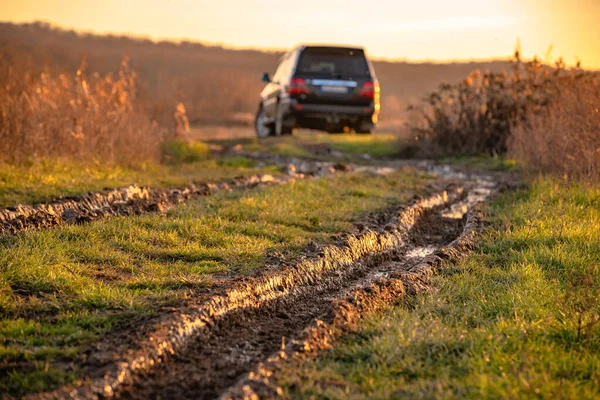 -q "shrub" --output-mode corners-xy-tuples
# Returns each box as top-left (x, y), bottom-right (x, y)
(509, 75), (600, 182)
(407, 50), (597, 157)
